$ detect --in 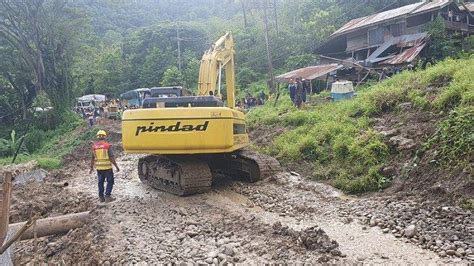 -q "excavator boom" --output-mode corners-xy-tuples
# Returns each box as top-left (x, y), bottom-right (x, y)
(198, 32), (235, 108)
